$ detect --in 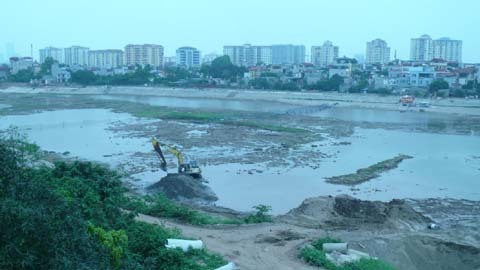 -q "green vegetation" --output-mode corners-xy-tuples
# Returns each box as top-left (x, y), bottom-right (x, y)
(244, 204), (273, 224)
(125, 196), (273, 226)
(131, 107), (309, 133)
(307, 74), (345, 91)
(299, 237), (397, 270)
(9, 68), (35, 82)
(0, 131), (226, 269)
(326, 154), (413, 185)
(200, 55), (246, 80)
(125, 195), (242, 225)
(71, 65), (153, 86)
(429, 79), (450, 94)
(225, 120), (309, 133)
